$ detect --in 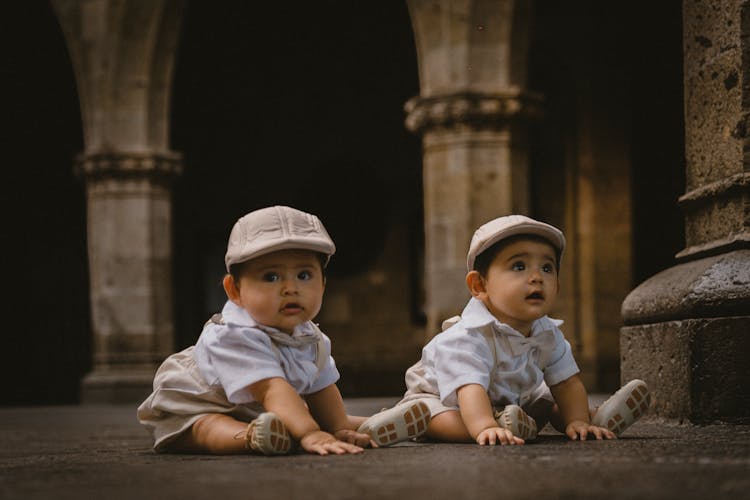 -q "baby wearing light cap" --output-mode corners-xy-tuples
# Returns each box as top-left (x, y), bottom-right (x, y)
(371, 214), (650, 445)
(138, 206), (429, 455)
